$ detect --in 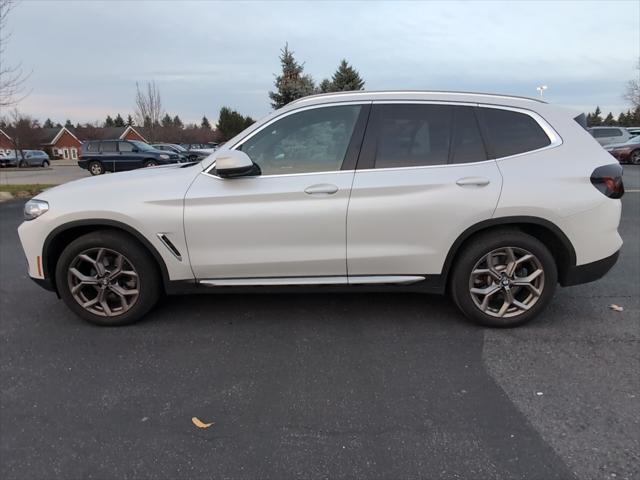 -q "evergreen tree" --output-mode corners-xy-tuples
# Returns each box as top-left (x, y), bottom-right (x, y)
(587, 106), (603, 127)
(318, 78), (333, 93)
(617, 112), (627, 126)
(43, 118), (54, 128)
(631, 106), (640, 125)
(126, 114), (134, 126)
(217, 107), (254, 141)
(330, 59), (365, 91)
(201, 116), (212, 130)
(104, 115), (115, 127)
(268, 43), (316, 109)
(114, 113), (125, 127)
(173, 115), (183, 129)
(64, 119), (73, 129)
(603, 112), (616, 126)
(161, 113), (173, 127)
